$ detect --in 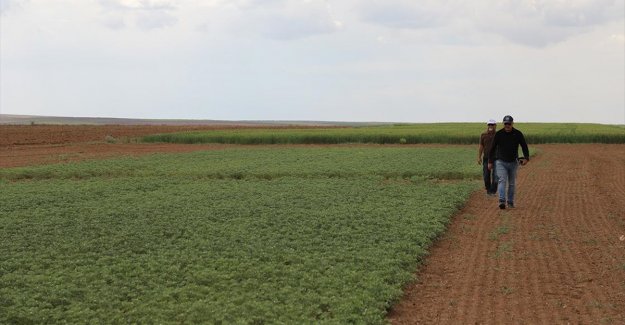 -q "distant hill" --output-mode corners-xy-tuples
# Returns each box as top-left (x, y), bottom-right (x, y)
(0, 114), (383, 127)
